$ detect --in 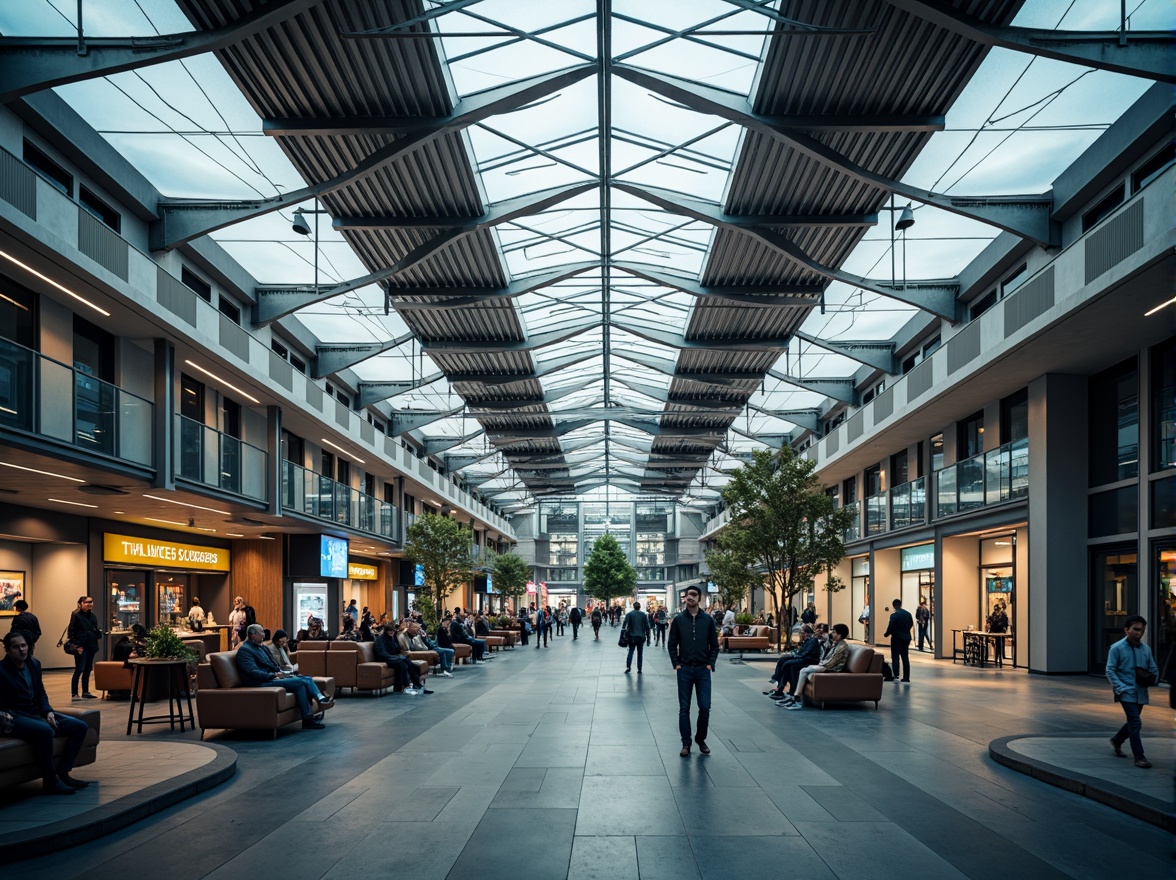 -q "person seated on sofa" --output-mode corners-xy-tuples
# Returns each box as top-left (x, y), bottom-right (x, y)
(0, 632), (91, 794)
(780, 623), (851, 710)
(765, 624), (819, 702)
(337, 615), (361, 642)
(373, 624), (432, 694)
(400, 619), (453, 678)
(267, 629), (297, 673)
(236, 624), (332, 729)
(295, 616), (329, 646)
(450, 609), (488, 662)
